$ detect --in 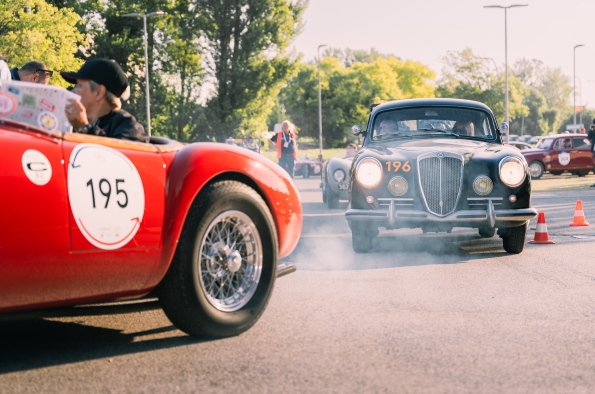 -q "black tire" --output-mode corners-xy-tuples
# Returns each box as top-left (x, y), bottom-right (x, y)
(302, 165), (310, 178)
(528, 161), (544, 179)
(158, 181), (277, 338)
(326, 184), (339, 209)
(501, 223), (527, 254)
(351, 227), (373, 253)
(551, 171), (563, 176)
(321, 180), (327, 203)
(576, 170), (589, 177)
(478, 227), (496, 238)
